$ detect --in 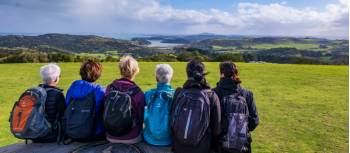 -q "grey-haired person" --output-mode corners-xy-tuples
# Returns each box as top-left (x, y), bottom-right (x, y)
(32, 63), (66, 143)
